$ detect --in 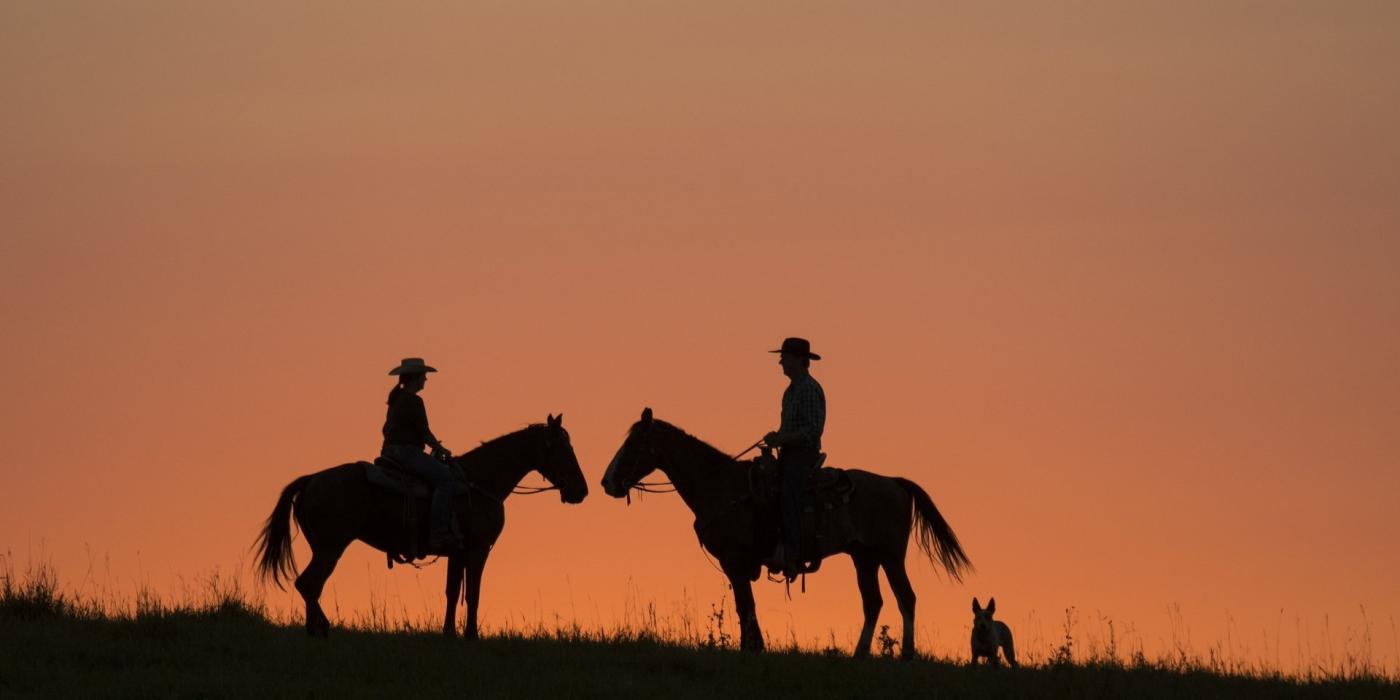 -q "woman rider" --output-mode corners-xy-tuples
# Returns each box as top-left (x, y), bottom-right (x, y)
(382, 357), (461, 550)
